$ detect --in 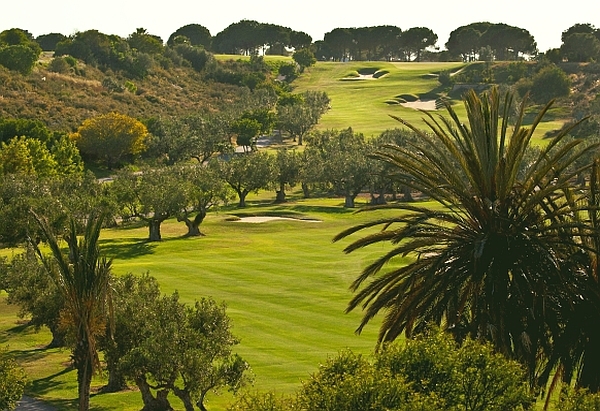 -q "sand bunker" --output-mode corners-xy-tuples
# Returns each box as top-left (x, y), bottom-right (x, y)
(235, 216), (321, 223)
(400, 100), (437, 111)
(341, 70), (388, 81)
